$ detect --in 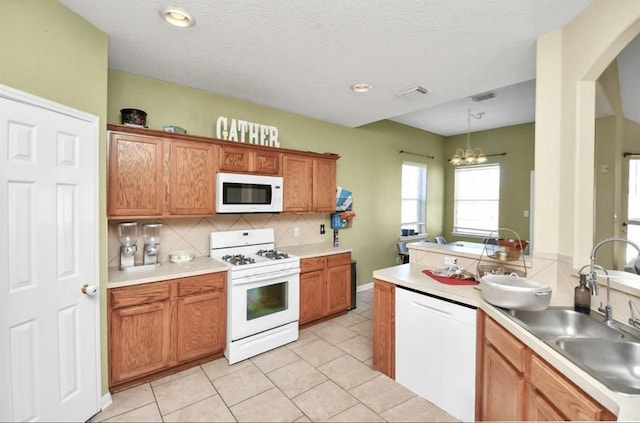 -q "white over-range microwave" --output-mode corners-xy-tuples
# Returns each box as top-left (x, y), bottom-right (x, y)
(216, 172), (283, 213)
